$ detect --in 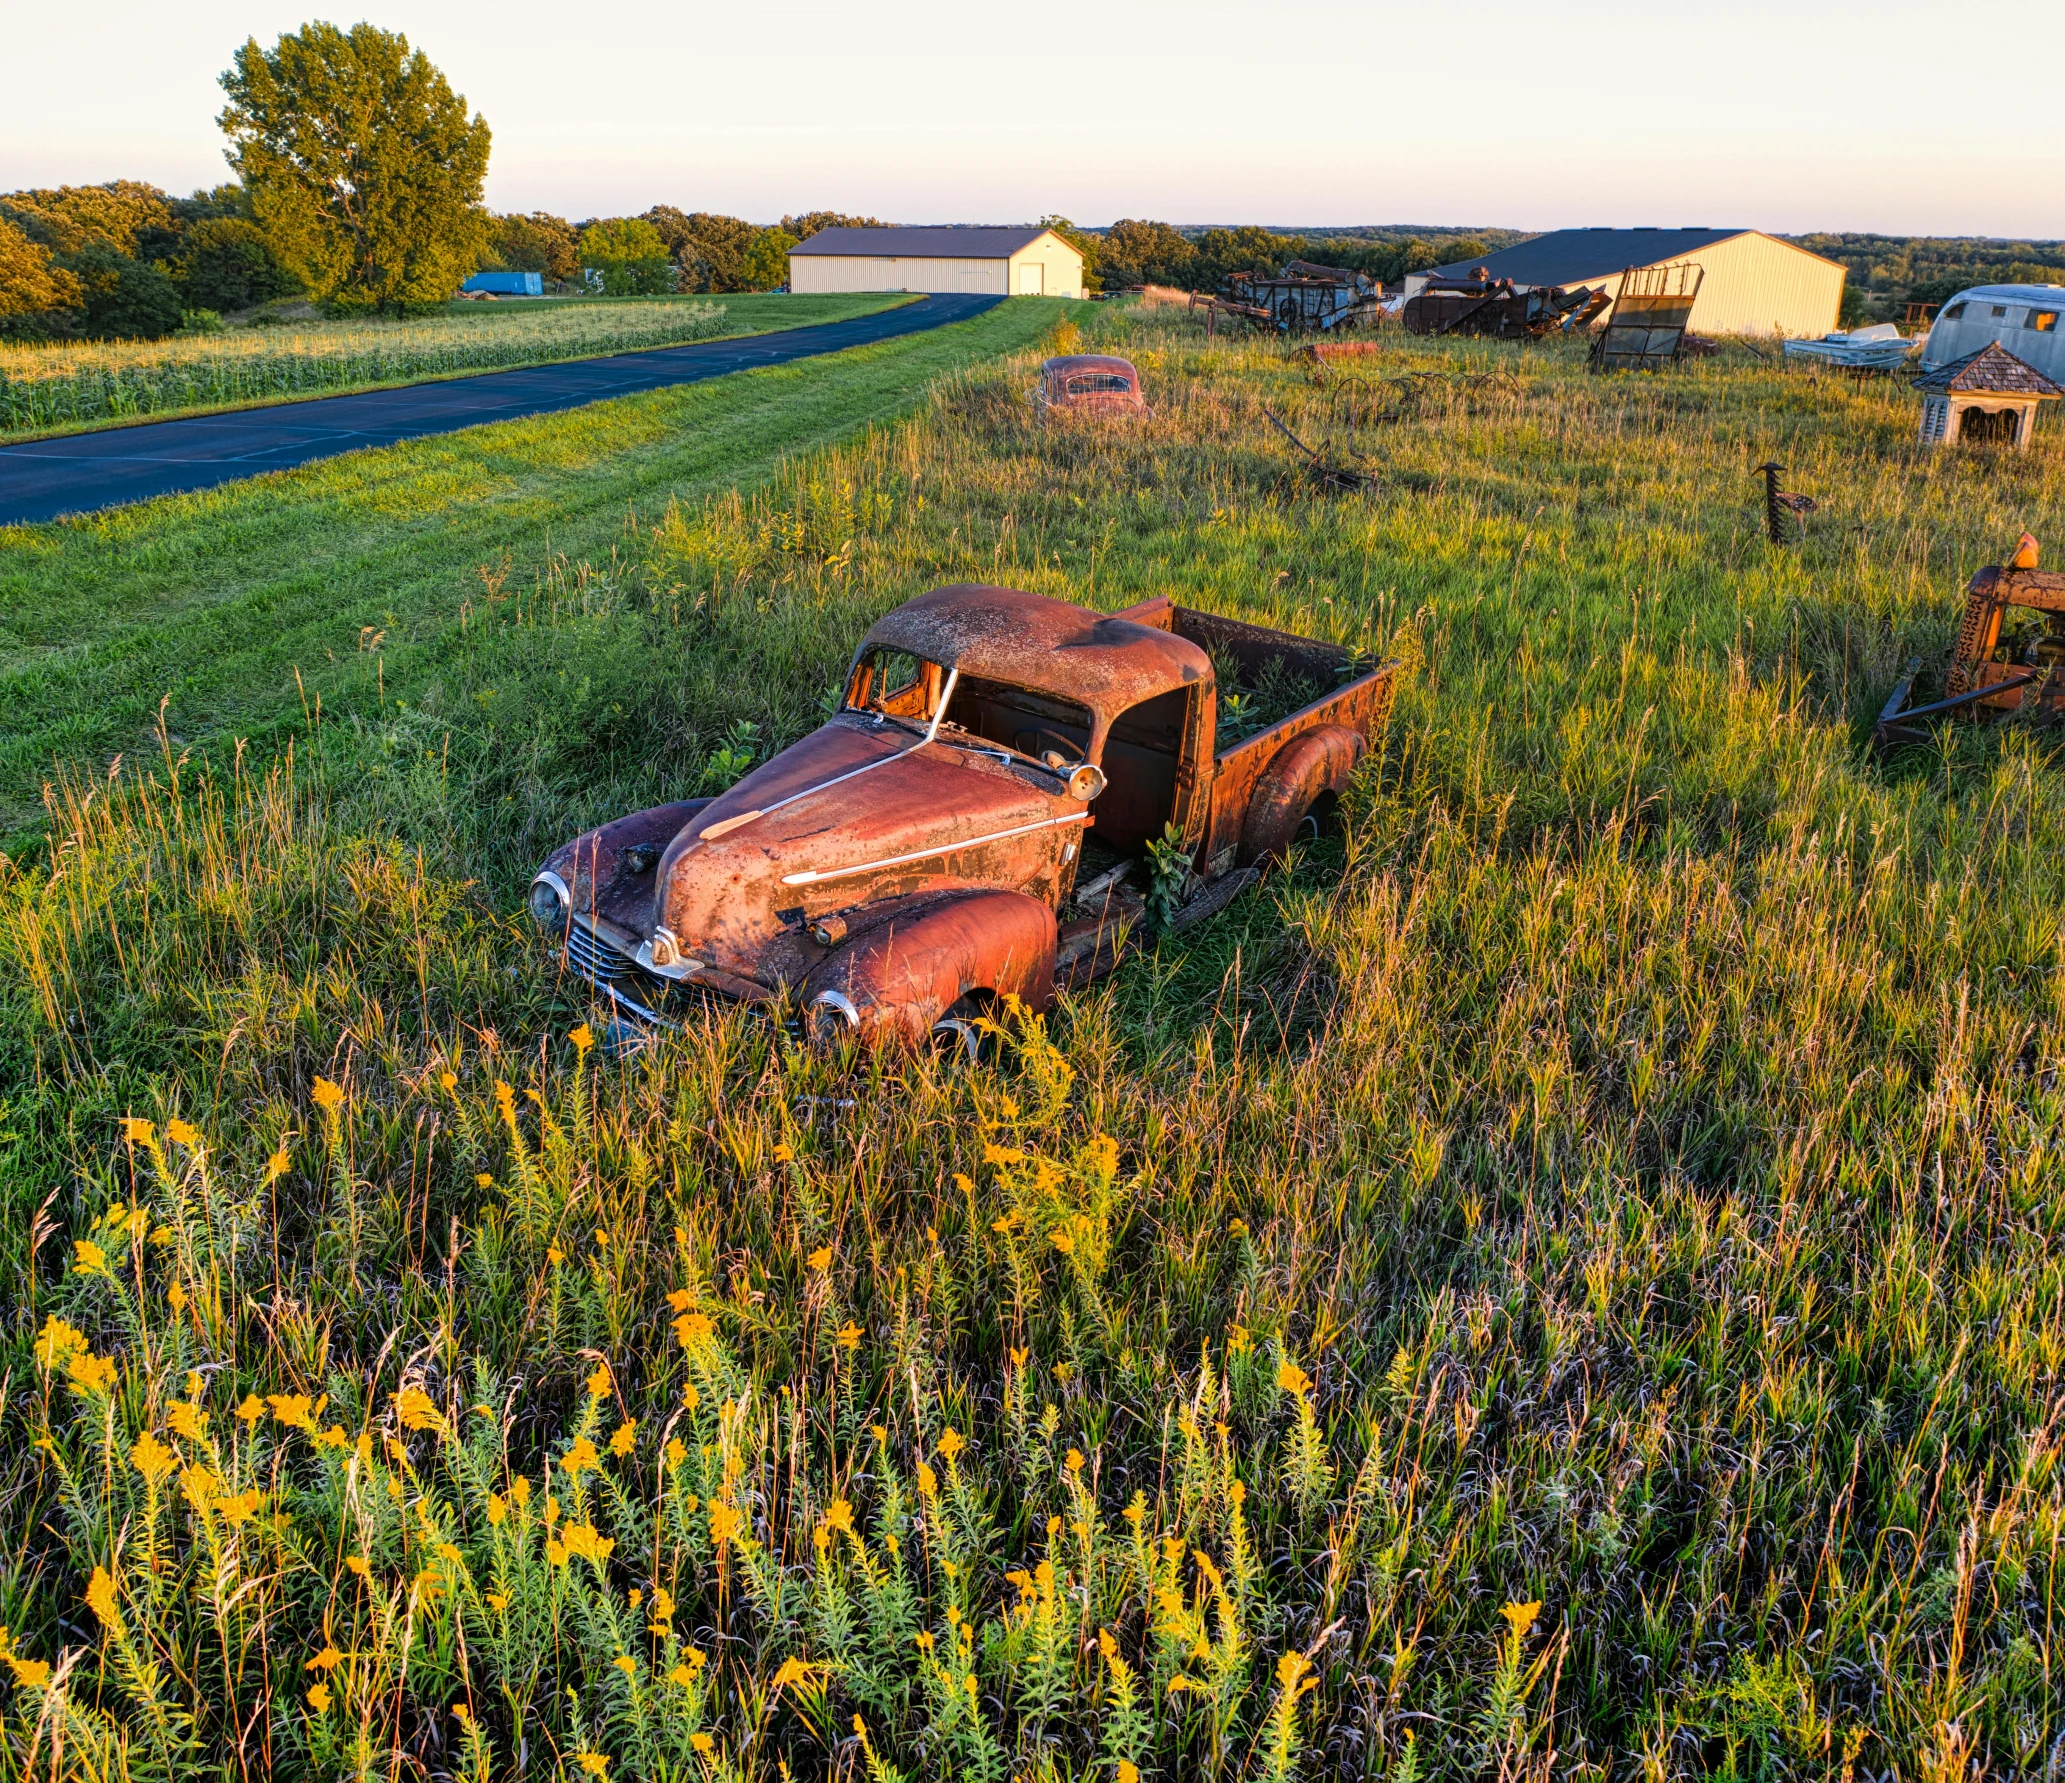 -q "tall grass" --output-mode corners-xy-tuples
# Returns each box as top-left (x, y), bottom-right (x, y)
(0, 301), (727, 434)
(1, 304), (2062, 1779)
